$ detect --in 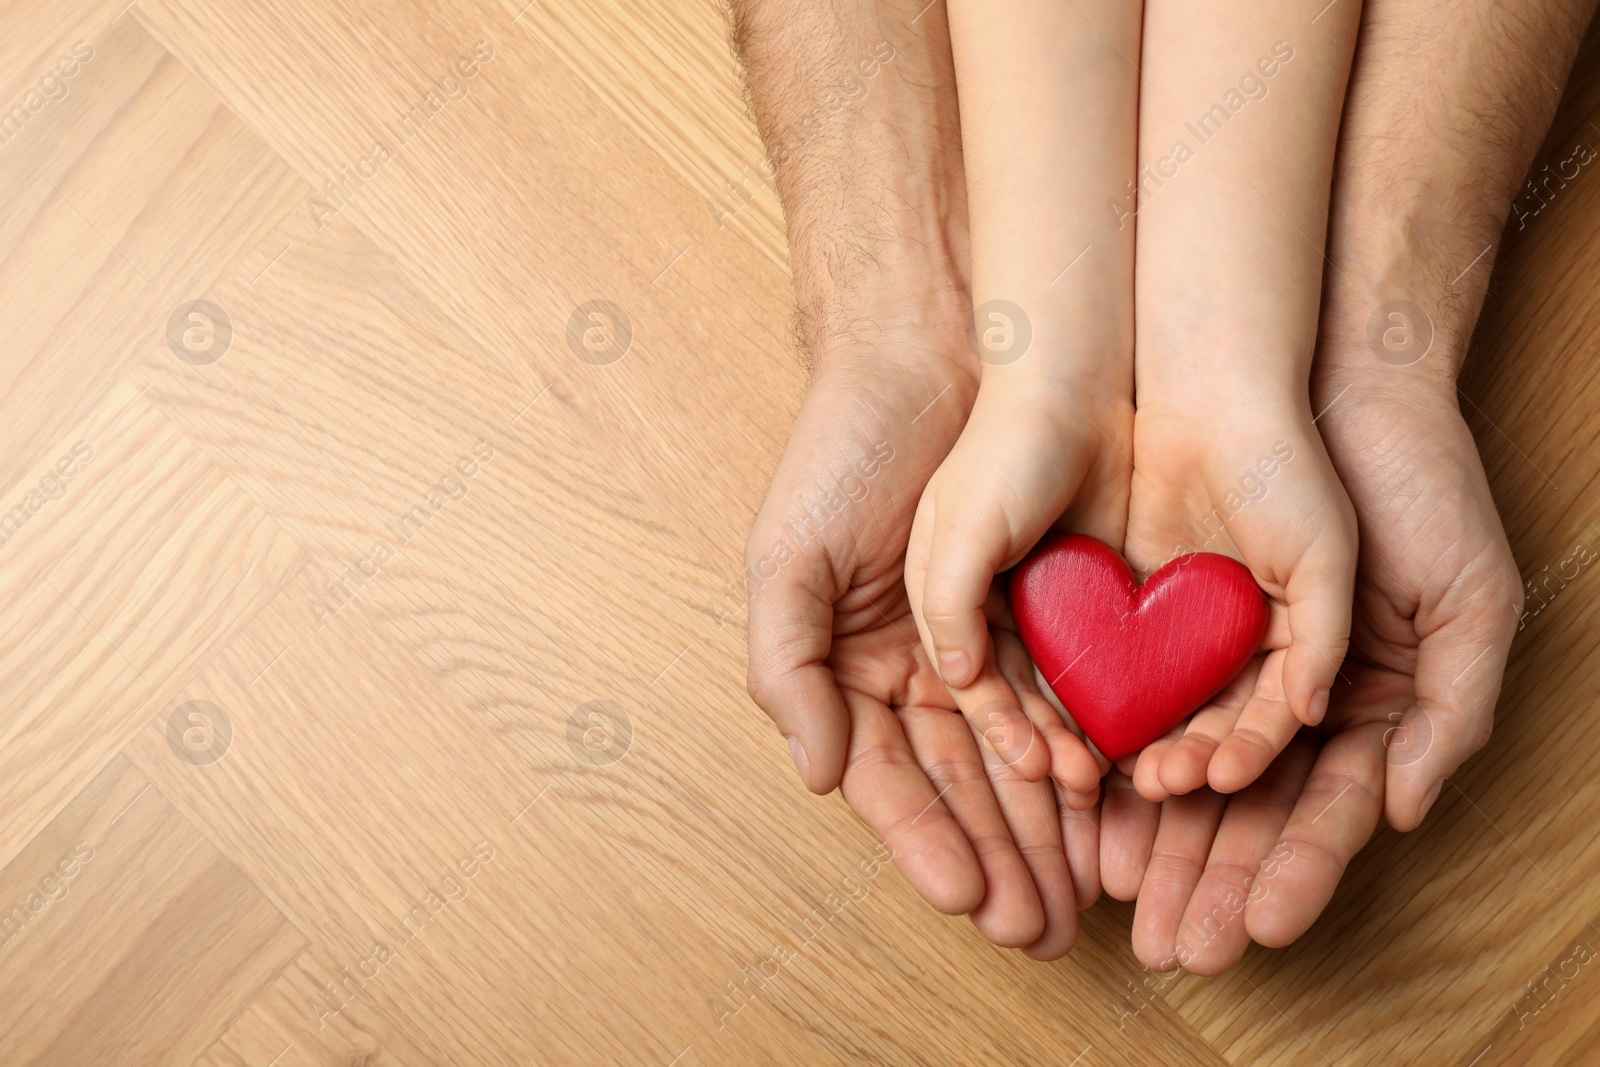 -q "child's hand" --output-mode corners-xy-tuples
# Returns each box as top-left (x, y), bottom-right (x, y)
(1122, 404), (1356, 798)
(928, 0), (1144, 794)
(905, 374), (1130, 796)
(1123, 0), (1363, 797)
